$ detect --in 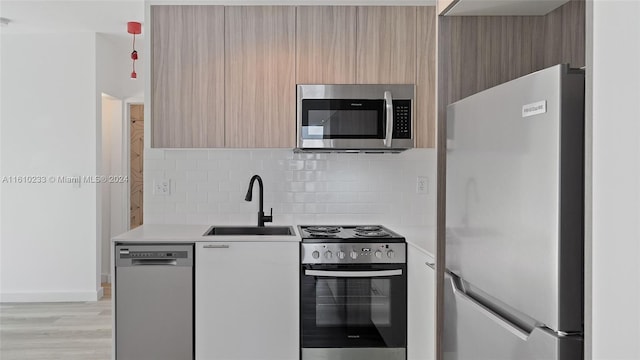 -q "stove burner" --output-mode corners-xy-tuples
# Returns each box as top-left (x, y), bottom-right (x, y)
(354, 225), (383, 232)
(354, 231), (391, 238)
(305, 226), (340, 234)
